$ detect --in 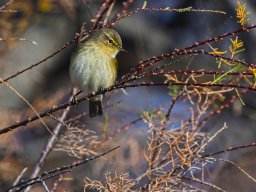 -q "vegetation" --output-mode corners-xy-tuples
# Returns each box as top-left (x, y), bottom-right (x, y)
(0, 0), (256, 191)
